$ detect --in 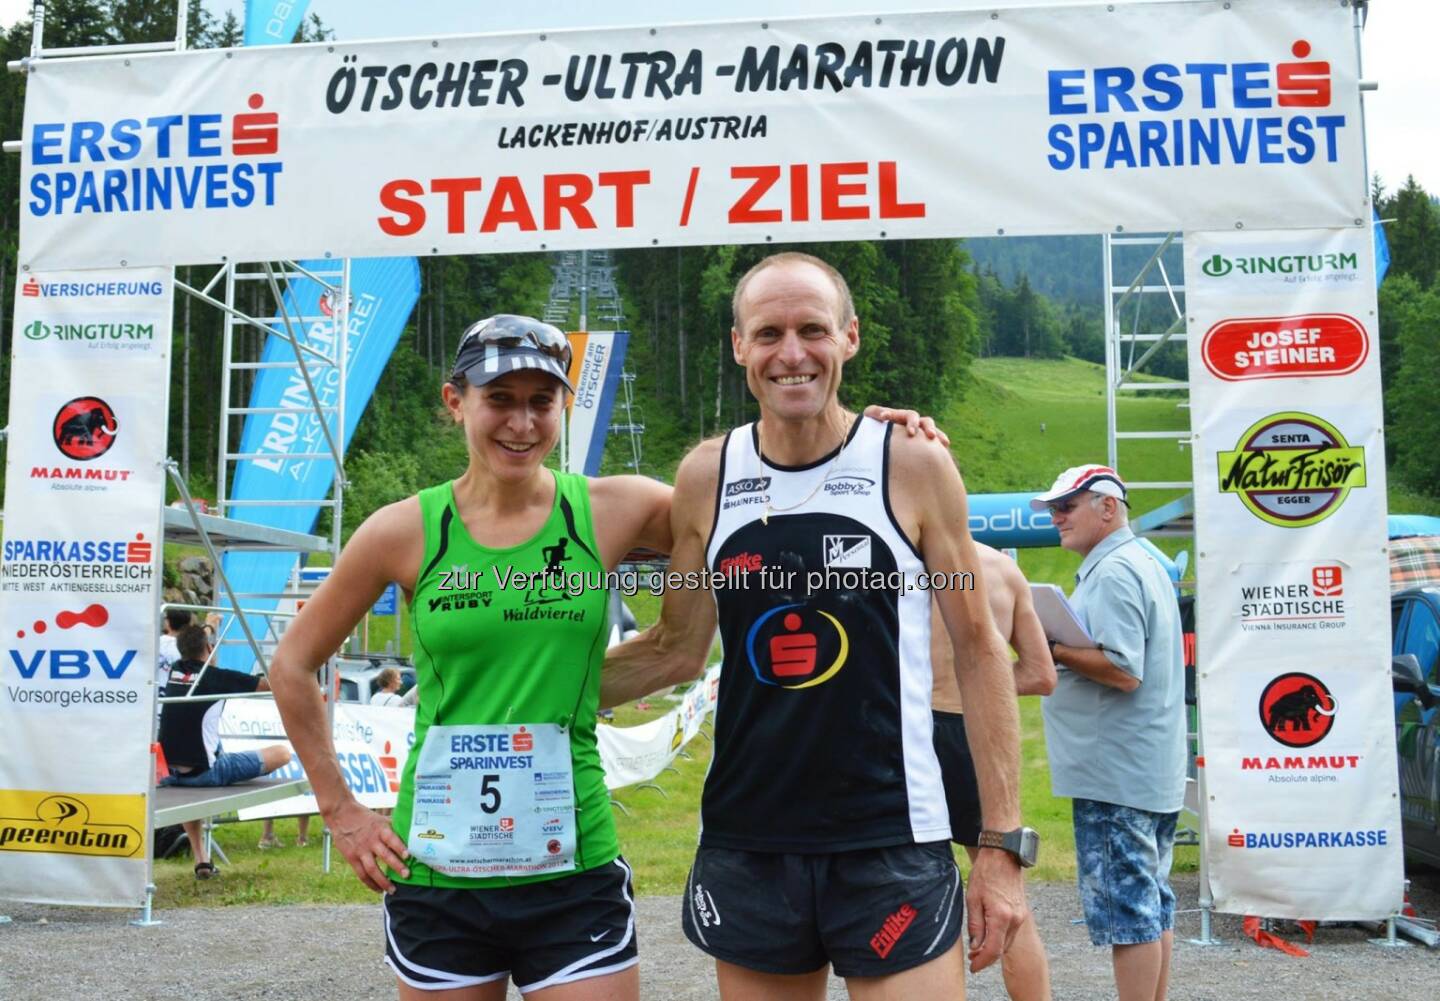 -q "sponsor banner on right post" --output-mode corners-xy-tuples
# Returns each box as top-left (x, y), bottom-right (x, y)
(1185, 227), (1402, 920)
